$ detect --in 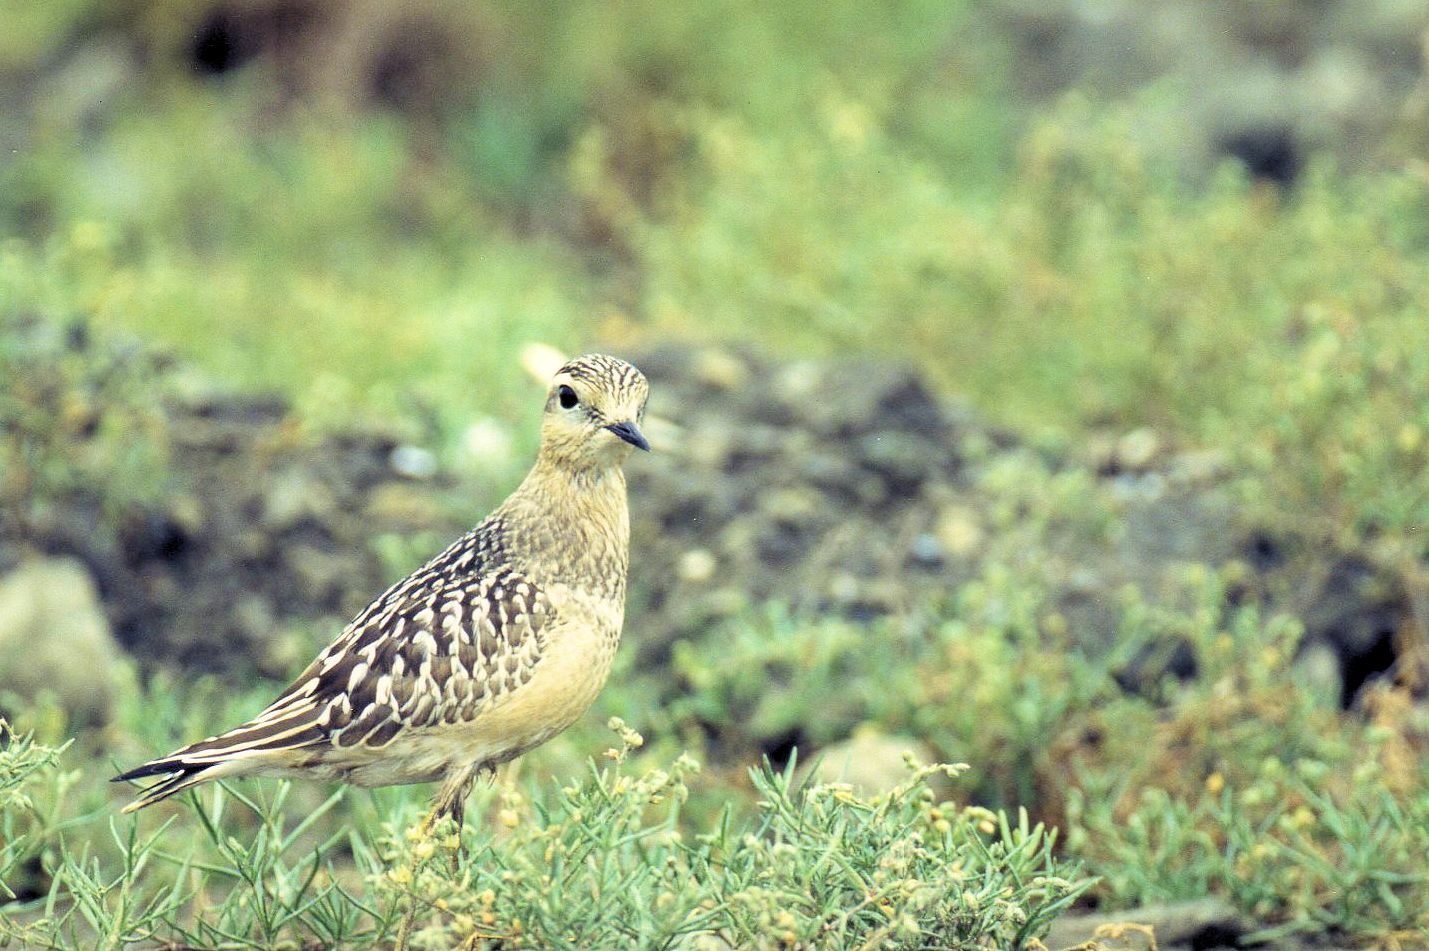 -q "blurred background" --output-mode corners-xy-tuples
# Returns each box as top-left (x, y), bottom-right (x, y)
(4, 1), (1429, 947)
